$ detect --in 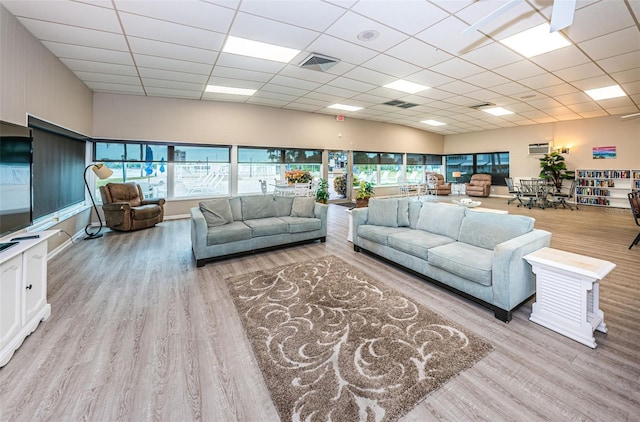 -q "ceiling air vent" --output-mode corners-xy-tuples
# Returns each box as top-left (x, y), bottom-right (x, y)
(470, 102), (496, 110)
(298, 53), (340, 72)
(383, 100), (419, 109)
